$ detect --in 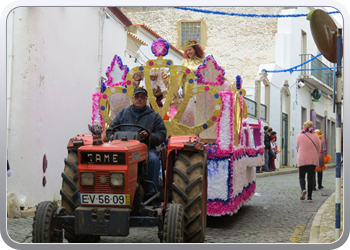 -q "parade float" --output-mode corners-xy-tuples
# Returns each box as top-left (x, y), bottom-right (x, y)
(91, 39), (264, 216)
